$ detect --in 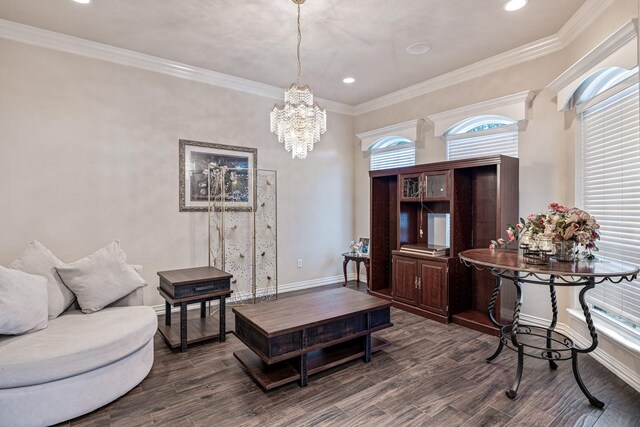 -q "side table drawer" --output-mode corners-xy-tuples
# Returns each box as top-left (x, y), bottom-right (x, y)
(160, 279), (230, 298)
